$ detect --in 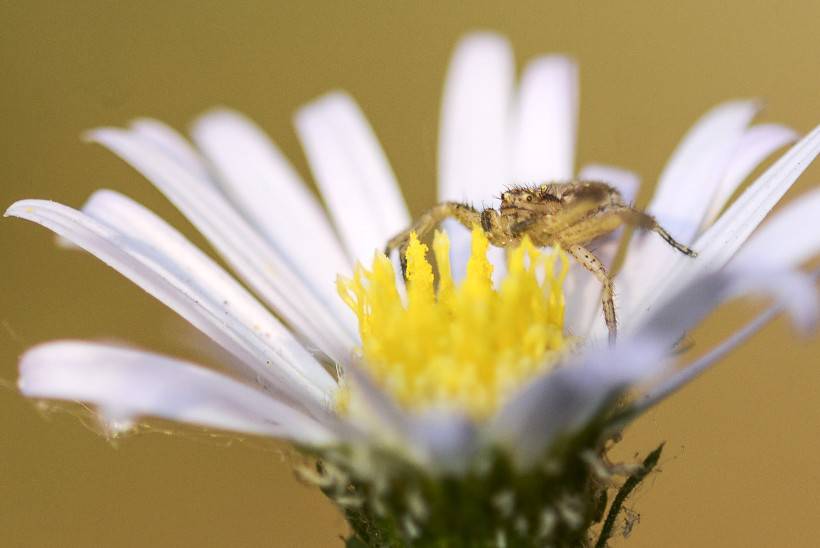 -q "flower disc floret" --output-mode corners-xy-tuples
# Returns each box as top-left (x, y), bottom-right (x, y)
(337, 226), (571, 418)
